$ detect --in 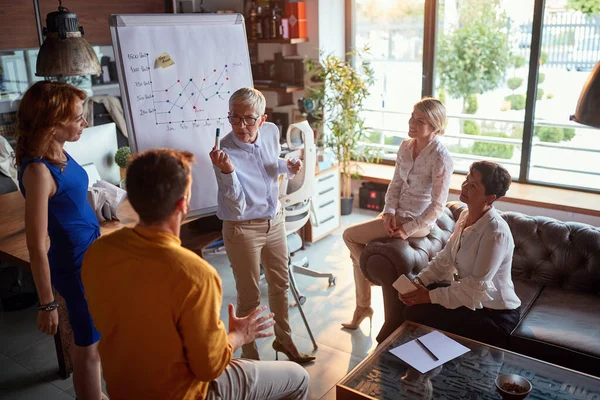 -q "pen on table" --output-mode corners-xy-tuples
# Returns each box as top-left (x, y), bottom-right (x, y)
(215, 128), (220, 150)
(416, 338), (439, 361)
